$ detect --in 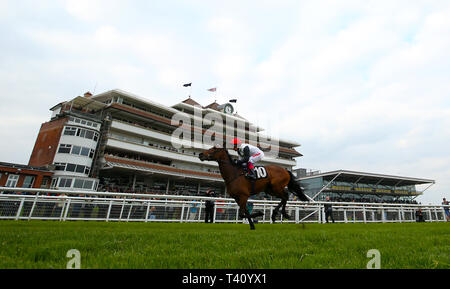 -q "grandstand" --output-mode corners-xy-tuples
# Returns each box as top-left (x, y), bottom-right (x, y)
(27, 89), (301, 196)
(296, 169), (435, 203)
